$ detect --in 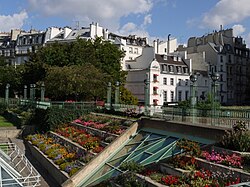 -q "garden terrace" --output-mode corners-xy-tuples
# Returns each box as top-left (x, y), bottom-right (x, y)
(26, 114), (244, 187)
